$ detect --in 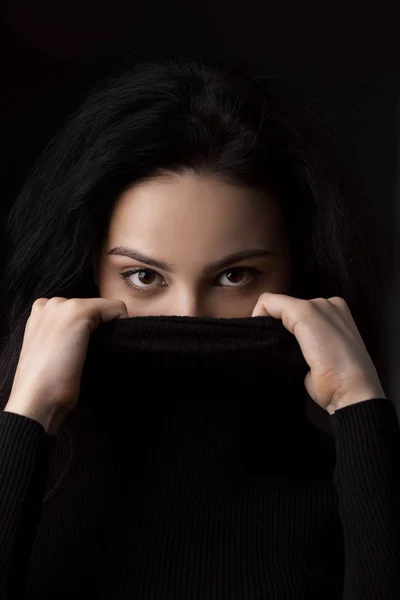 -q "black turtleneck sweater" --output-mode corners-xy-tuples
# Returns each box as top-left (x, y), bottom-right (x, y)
(1, 315), (400, 599)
